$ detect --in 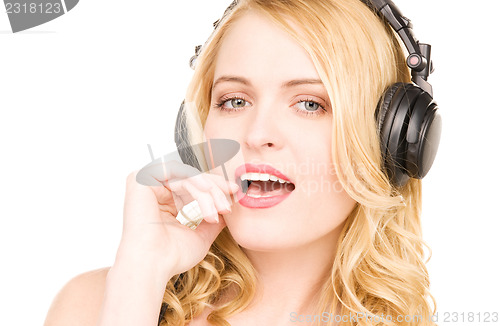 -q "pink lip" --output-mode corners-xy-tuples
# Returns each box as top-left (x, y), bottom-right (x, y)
(234, 163), (294, 209)
(235, 163), (292, 183)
